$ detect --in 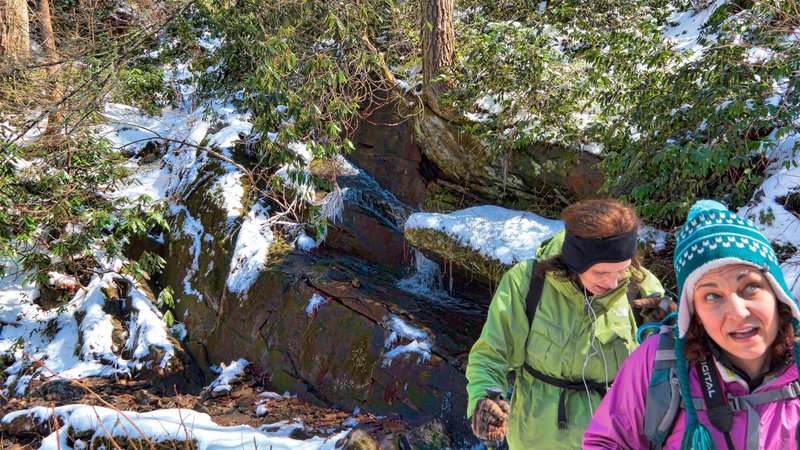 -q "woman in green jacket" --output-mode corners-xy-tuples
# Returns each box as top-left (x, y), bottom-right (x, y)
(466, 199), (665, 449)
